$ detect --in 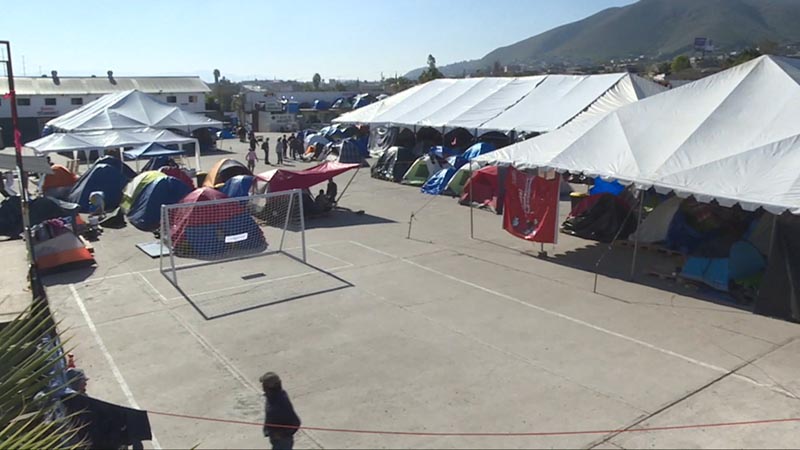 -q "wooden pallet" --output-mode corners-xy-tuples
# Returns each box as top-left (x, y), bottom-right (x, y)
(615, 240), (683, 258)
(78, 235), (94, 254)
